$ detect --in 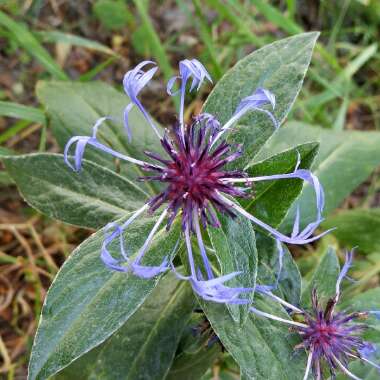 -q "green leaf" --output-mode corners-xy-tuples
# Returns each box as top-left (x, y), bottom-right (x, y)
(337, 288), (380, 380)
(54, 272), (194, 380)
(342, 287), (380, 315)
(322, 209), (380, 254)
(93, 0), (133, 30)
(341, 287), (380, 342)
(165, 316), (221, 380)
(166, 345), (220, 380)
(244, 142), (319, 228)
(301, 246), (340, 306)
(0, 146), (14, 155)
(132, 0), (175, 89)
(336, 360), (380, 380)
(0, 101), (46, 125)
(256, 233), (302, 305)
(1, 153), (147, 229)
(0, 170), (14, 186)
(201, 297), (305, 379)
(259, 122), (380, 231)
(203, 32), (319, 167)
(208, 214), (258, 323)
(0, 119), (30, 144)
(28, 214), (180, 380)
(36, 31), (116, 56)
(36, 80), (162, 194)
(250, 0), (301, 34)
(0, 11), (67, 80)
